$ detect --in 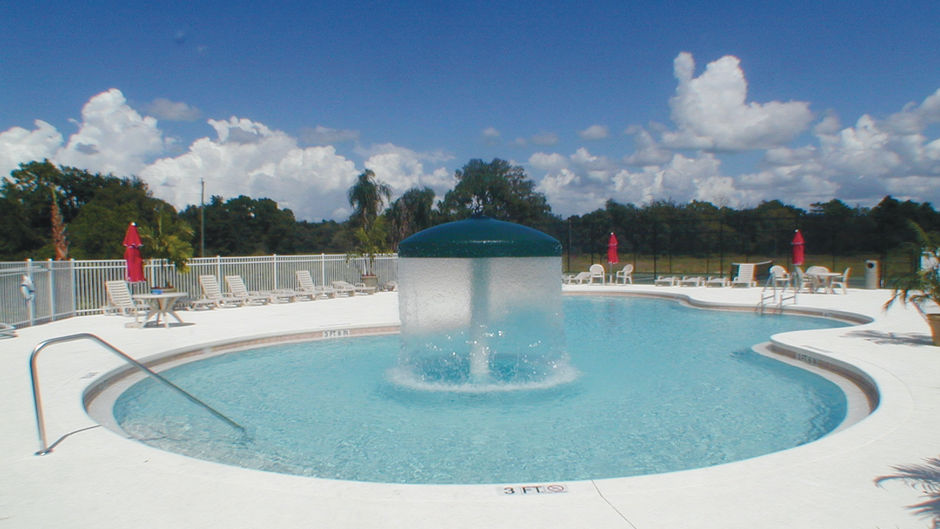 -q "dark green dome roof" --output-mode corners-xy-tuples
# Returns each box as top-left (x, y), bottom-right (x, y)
(398, 216), (561, 258)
